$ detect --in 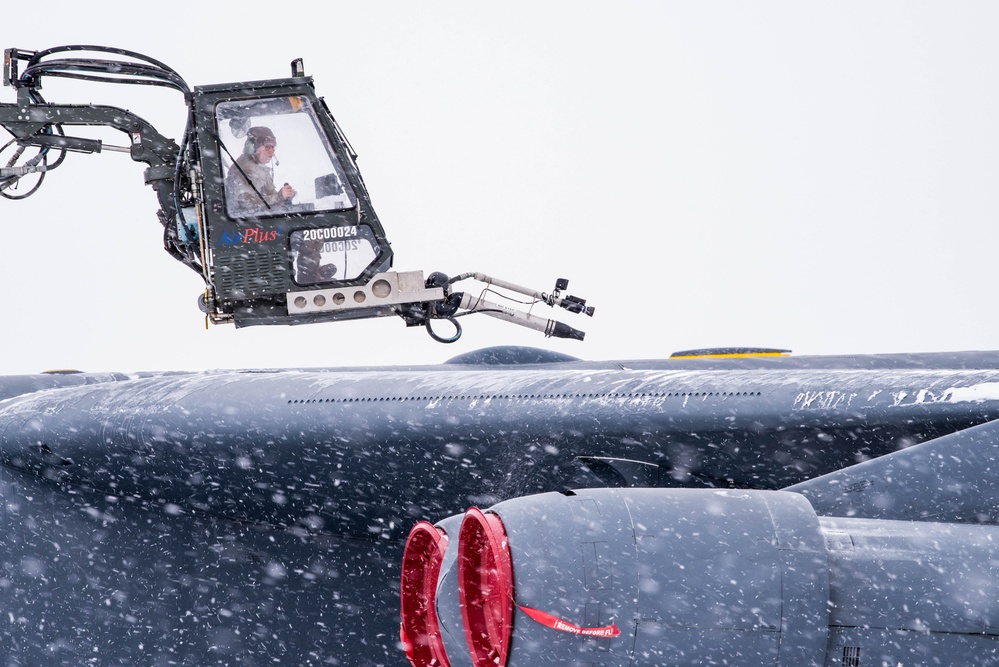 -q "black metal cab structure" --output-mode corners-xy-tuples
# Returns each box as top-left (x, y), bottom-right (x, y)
(1, 46), (594, 341)
(190, 77), (393, 326)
